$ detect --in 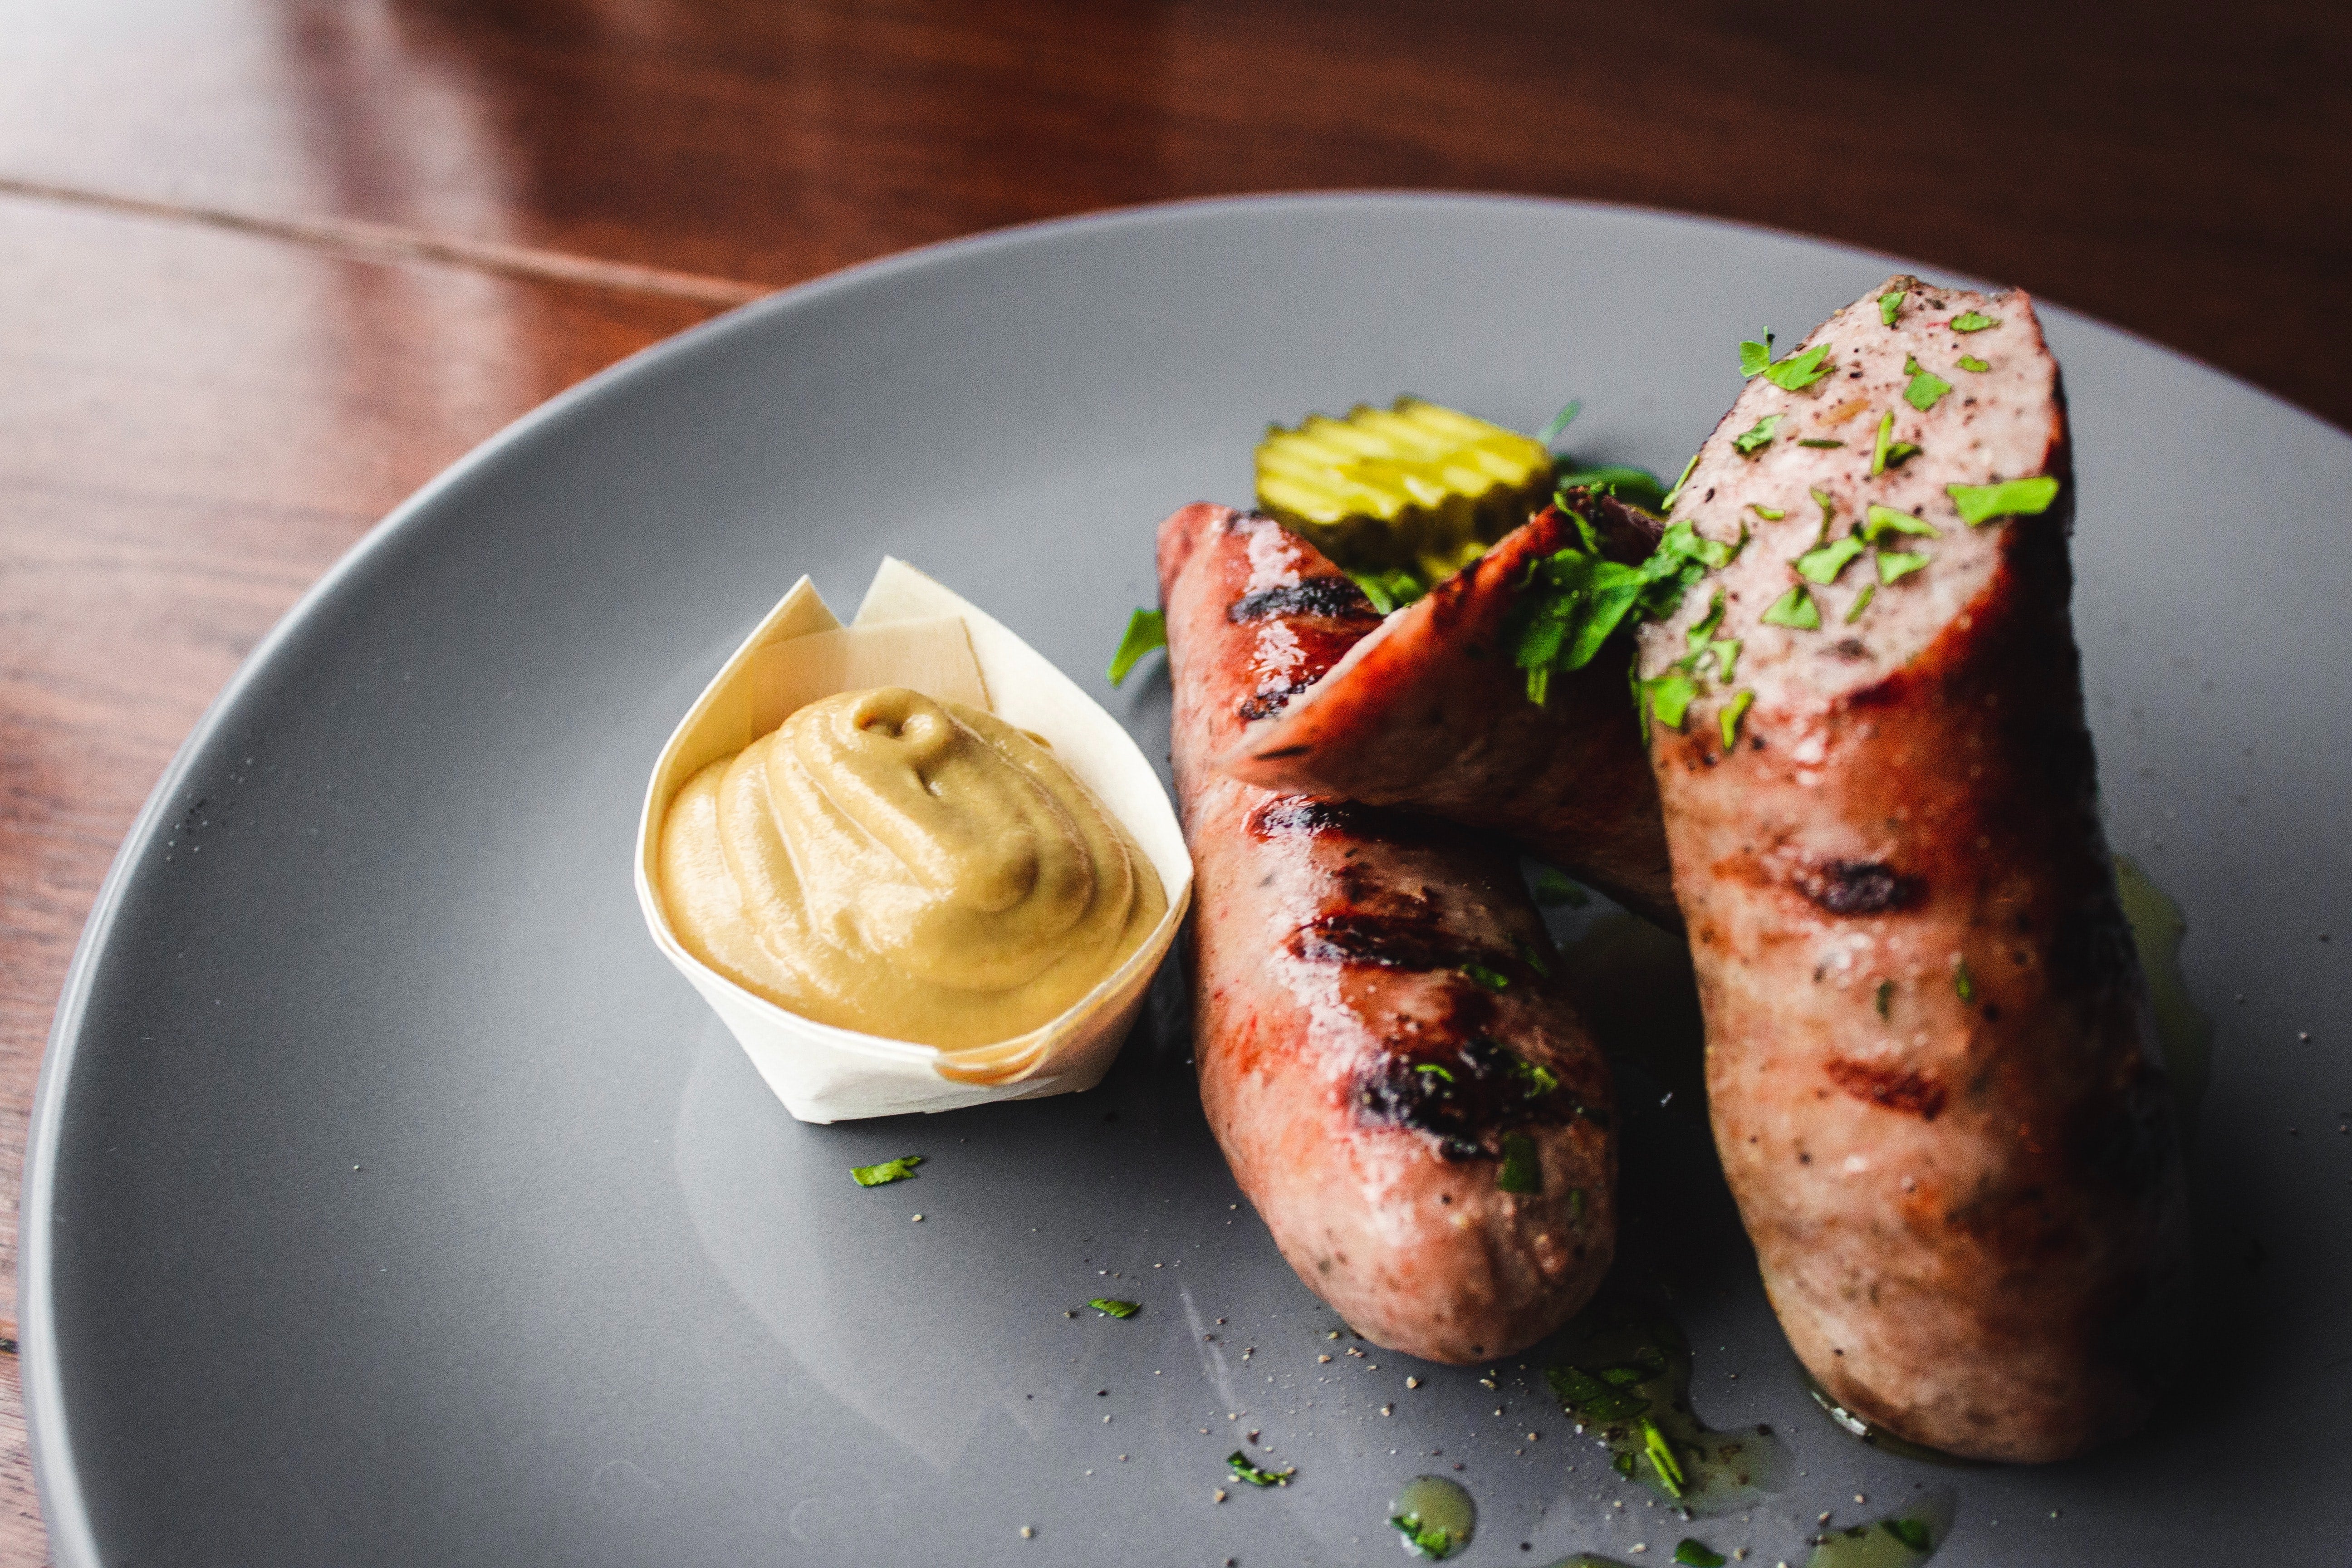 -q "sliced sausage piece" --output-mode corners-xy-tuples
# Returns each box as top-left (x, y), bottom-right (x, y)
(1160, 502), (1616, 1362)
(1218, 497), (1678, 926)
(1631, 276), (2184, 1461)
